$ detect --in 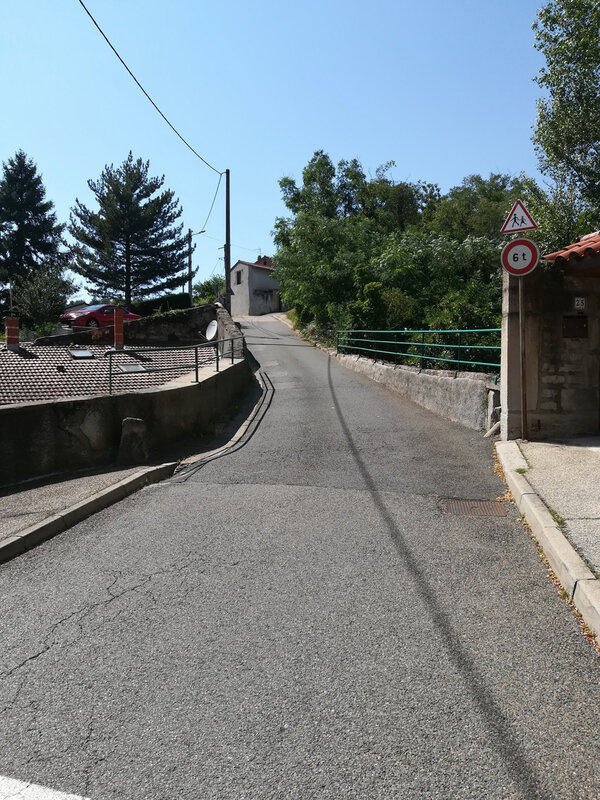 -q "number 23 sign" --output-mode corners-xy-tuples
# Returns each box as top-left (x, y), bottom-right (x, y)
(501, 238), (539, 277)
